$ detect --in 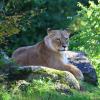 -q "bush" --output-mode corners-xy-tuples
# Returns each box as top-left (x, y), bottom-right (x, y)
(69, 1), (100, 83)
(0, 0), (98, 56)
